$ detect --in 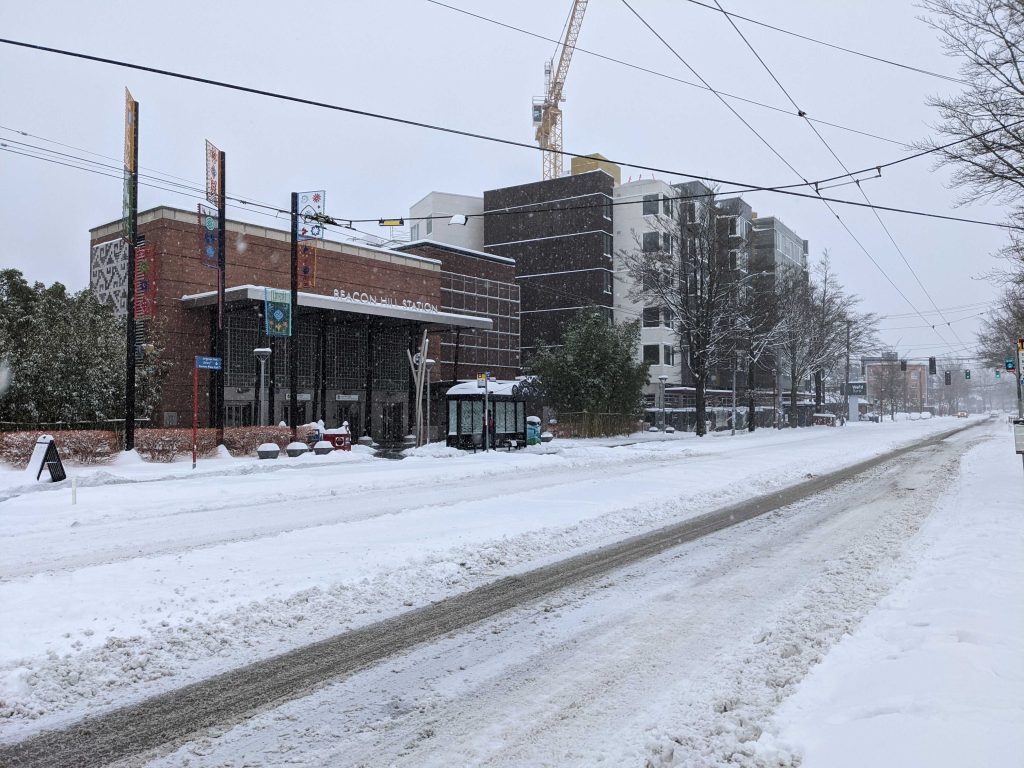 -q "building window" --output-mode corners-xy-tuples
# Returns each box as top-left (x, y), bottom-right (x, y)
(642, 306), (661, 327)
(664, 196), (675, 217)
(643, 344), (660, 365)
(662, 307), (672, 328)
(603, 196), (613, 220)
(426, 217), (433, 235)
(643, 194), (660, 216)
(663, 232), (673, 252)
(729, 250), (738, 271)
(728, 217), (738, 236)
(683, 202), (696, 223)
(663, 345), (675, 366)
(410, 223), (419, 240)
(603, 232), (613, 255)
(642, 231), (660, 252)
(603, 270), (612, 294)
